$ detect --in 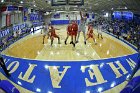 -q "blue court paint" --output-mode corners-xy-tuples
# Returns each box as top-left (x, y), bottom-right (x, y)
(0, 53), (139, 93)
